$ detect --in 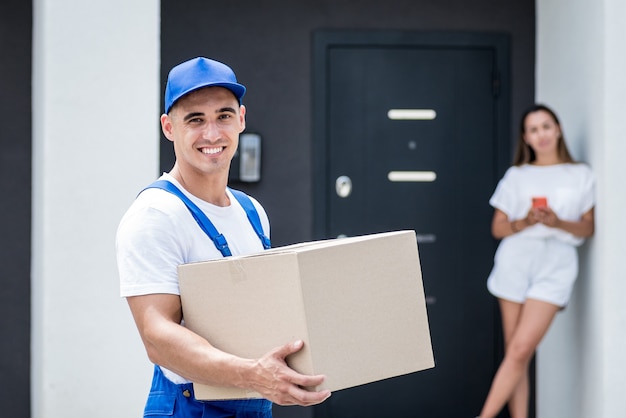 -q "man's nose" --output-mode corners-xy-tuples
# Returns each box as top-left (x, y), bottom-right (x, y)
(202, 122), (219, 140)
